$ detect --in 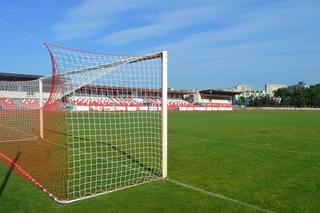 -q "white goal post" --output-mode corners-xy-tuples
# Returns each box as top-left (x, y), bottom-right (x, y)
(39, 78), (44, 139)
(161, 51), (168, 179)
